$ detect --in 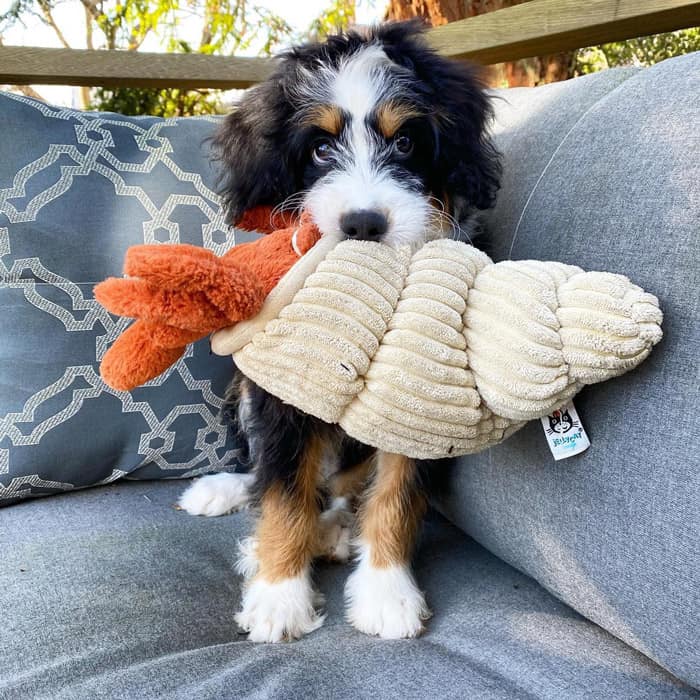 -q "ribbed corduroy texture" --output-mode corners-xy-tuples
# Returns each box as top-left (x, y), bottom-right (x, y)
(214, 238), (662, 458)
